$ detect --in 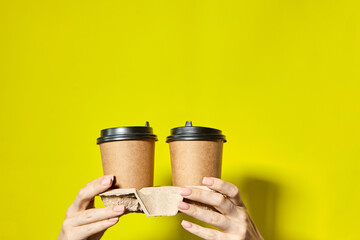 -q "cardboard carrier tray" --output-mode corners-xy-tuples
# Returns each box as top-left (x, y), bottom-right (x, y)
(99, 186), (216, 217)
